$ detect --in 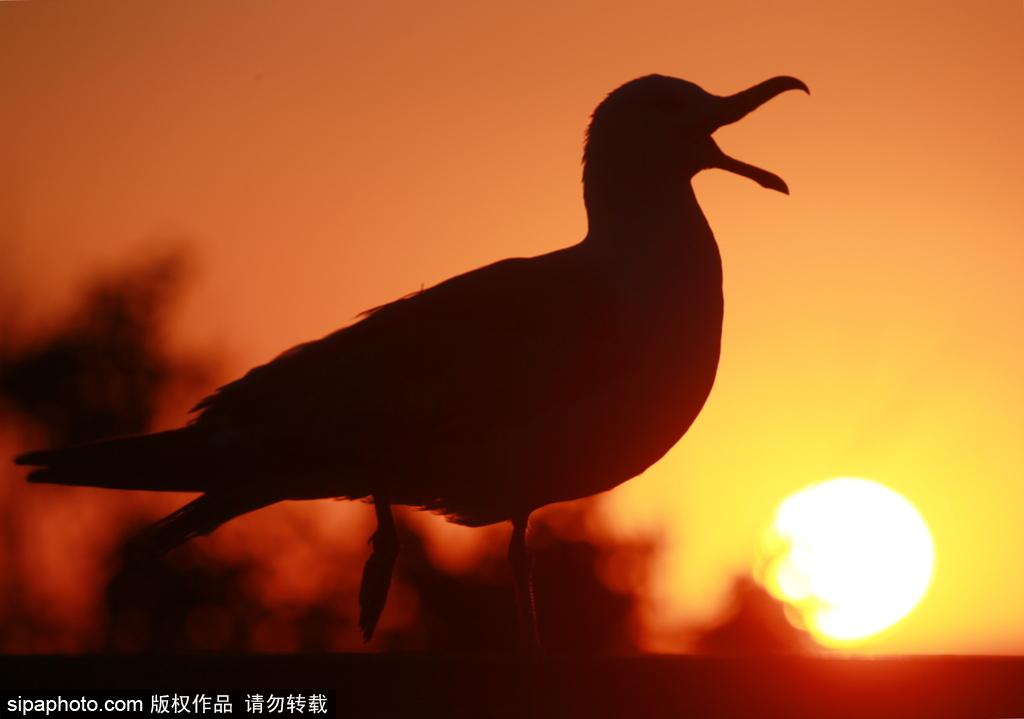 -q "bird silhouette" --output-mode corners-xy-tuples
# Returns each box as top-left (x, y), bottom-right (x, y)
(15, 74), (807, 649)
